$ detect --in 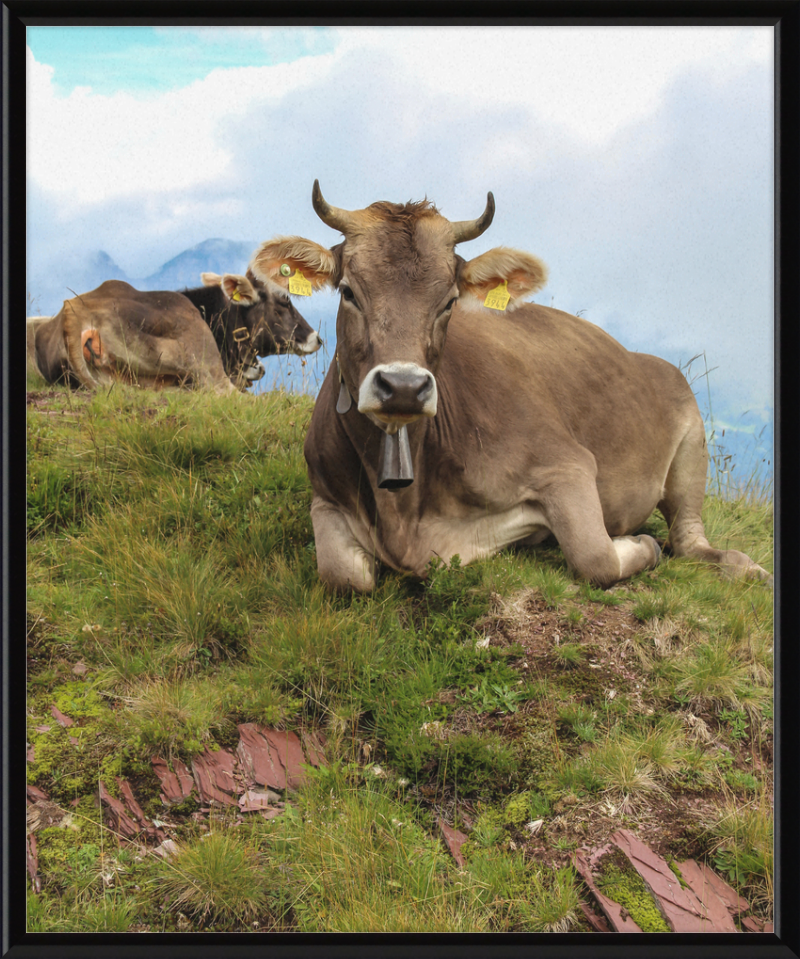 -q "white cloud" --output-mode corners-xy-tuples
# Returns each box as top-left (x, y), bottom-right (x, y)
(26, 26), (773, 418)
(26, 45), (338, 210)
(331, 26), (771, 146)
